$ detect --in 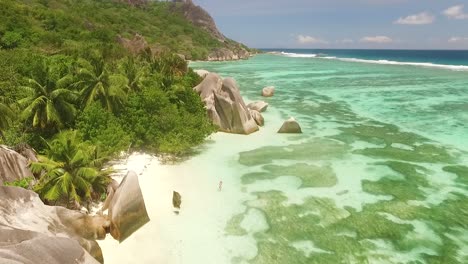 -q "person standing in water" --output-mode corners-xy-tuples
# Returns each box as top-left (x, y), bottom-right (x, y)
(218, 180), (223, 191)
